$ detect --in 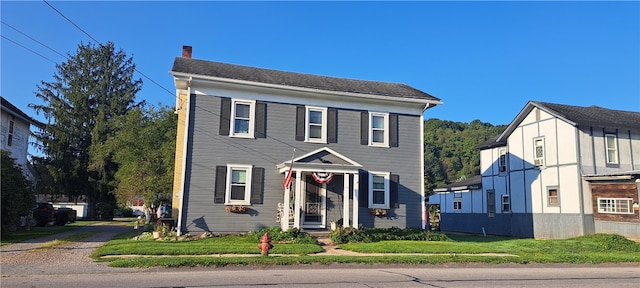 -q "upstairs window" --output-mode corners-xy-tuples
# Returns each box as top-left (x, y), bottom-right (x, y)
(7, 119), (14, 147)
(369, 112), (389, 147)
(453, 197), (462, 211)
(533, 137), (545, 166)
(605, 134), (618, 164)
(306, 107), (326, 142)
(230, 100), (255, 137)
(498, 148), (507, 172)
